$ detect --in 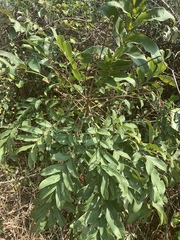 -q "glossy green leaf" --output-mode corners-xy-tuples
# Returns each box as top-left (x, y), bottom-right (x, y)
(80, 183), (95, 202)
(56, 35), (65, 51)
(16, 135), (39, 142)
(89, 150), (102, 170)
(146, 158), (154, 175)
(72, 69), (82, 81)
(116, 150), (131, 160)
(125, 44), (148, 72)
(28, 144), (37, 165)
(105, 206), (124, 238)
(100, 170), (109, 199)
(115, 75), (136, 87)
(20, 126), (43, 135)
(0, 50), (24, 65)
(38, 184), (57, 200)
(105, 1), (129, 14)
(152, 201), (166, 225)
(16, 144), (34, 154)
(133, 7), (176, 28)
(114, 17), (126, 38)
(36, 119), (52, 128)
(145, 155), (167, 172)
(132, 198), (143, 213)
(151, 168), (165, 195)
(87, 127), (97, 134)
(11, 18), (25, 32)
(62, 172), (74, 191)
(85, 208), (101, 225)
(102, 150), (118, 166)
(126, 33), (162, 63)
(41, 164), (66, 176)
(171, 108), (180, 132)
(102, 164), (129, 195)
(146, 120), (154, 143)
(98, 128), (110, 136)
(31, 202), (50, 220)
(39, 174), (61, 189)
(100, 138), (113, 150)
(66, 159), (78, 178)
(28, 56), (41, 72)
(51, 152), (71, 161)
(61, 183), (73, 202)
(55, 186), (63, 210)
(0, 129), (12, 139)
(100, 4), (119, 20)
(0, 0), (178, 236)
(0, 146), (5, 163)
(63, 41), (72, 57)
(158, 75), (176, 86)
